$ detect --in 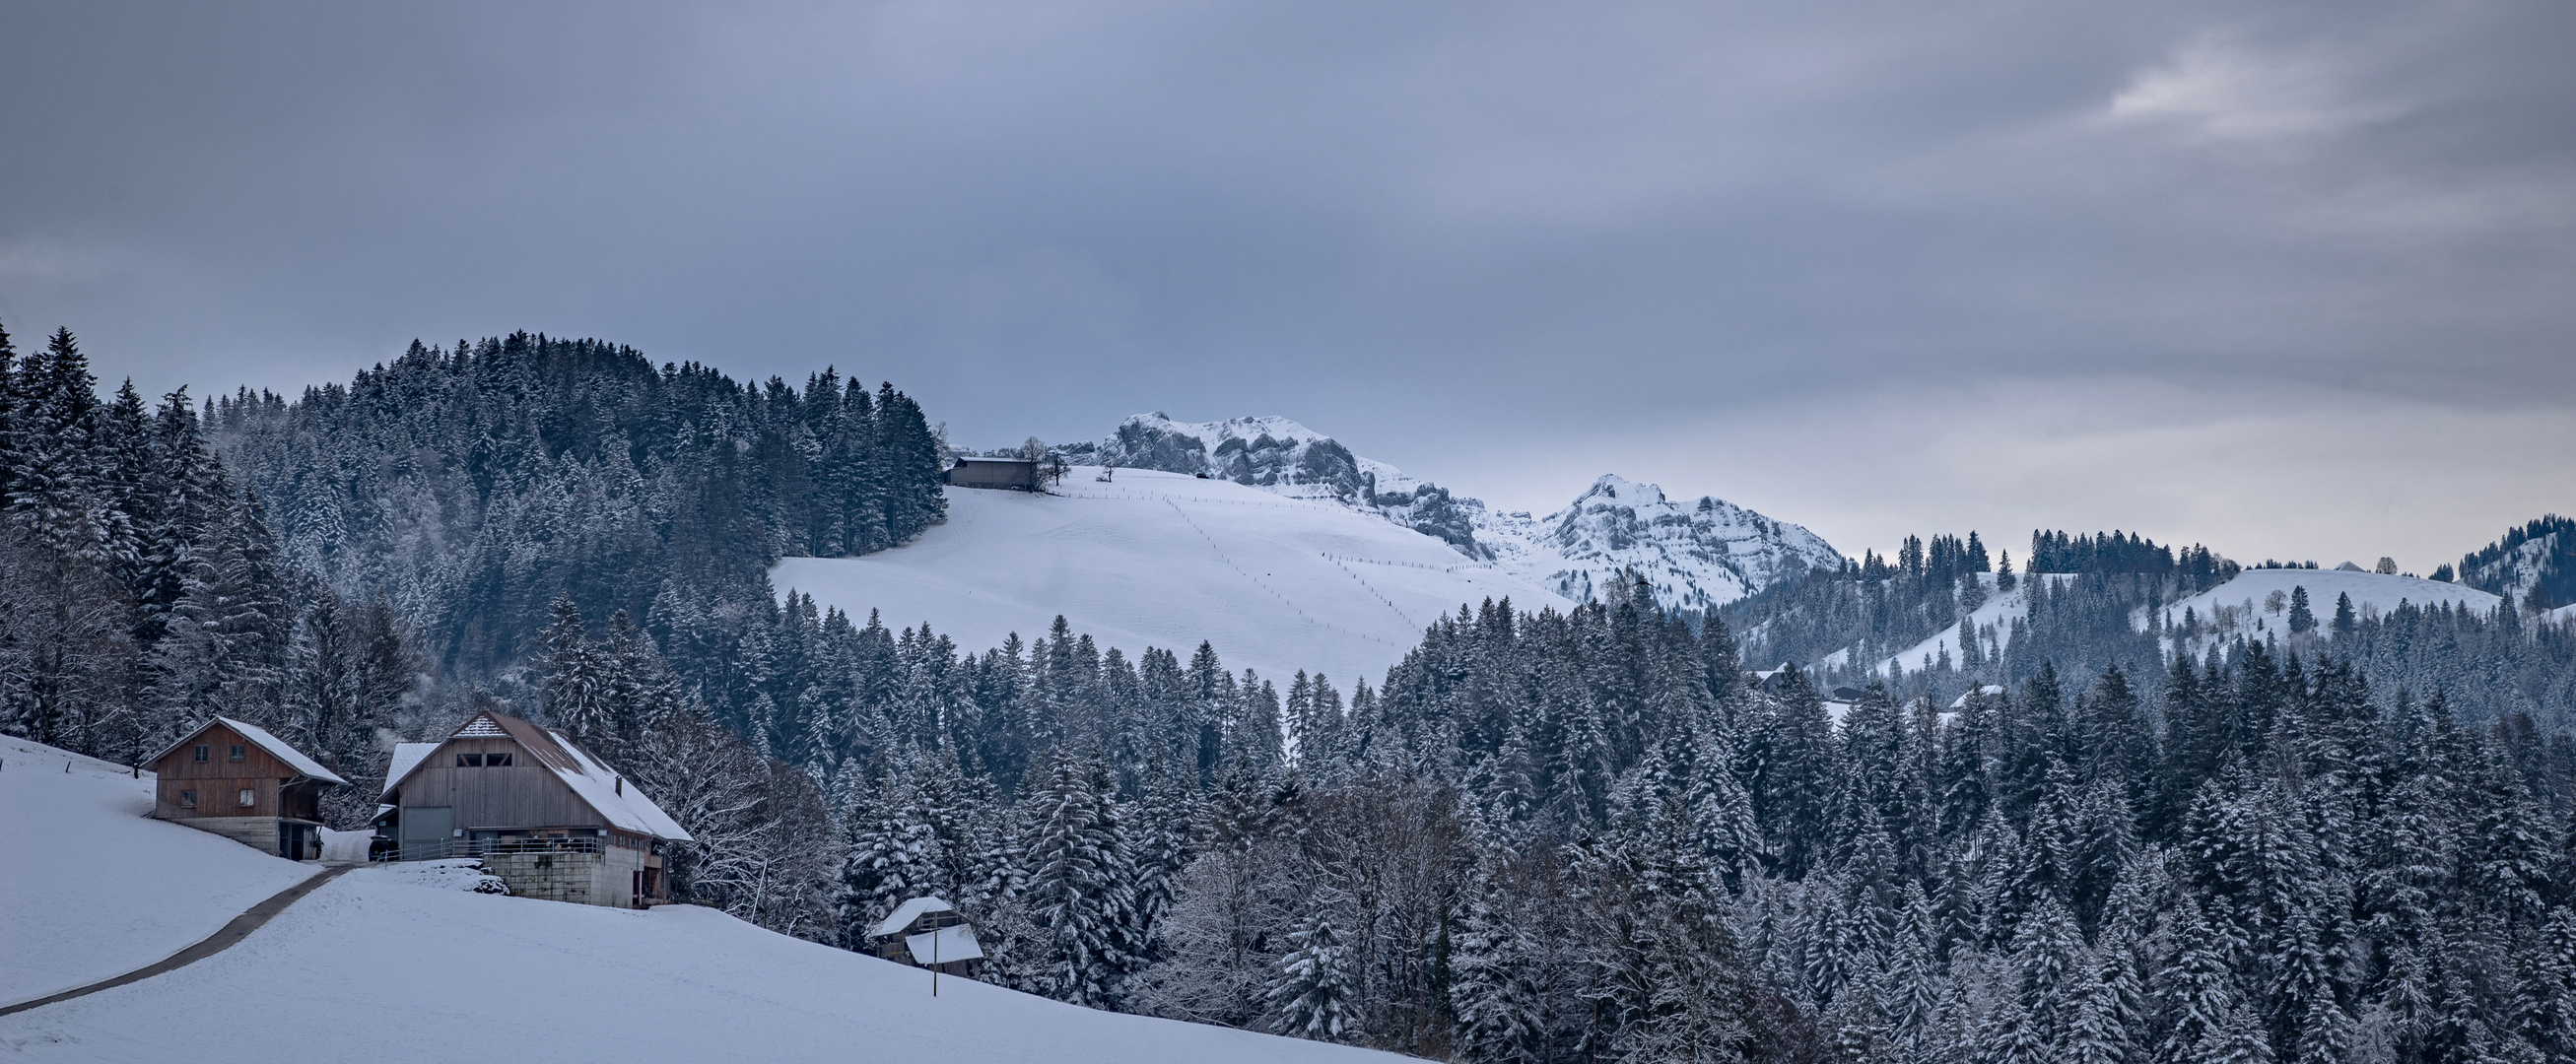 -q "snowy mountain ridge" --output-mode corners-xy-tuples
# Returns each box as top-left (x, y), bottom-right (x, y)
(1064, 413), (1844, 611)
